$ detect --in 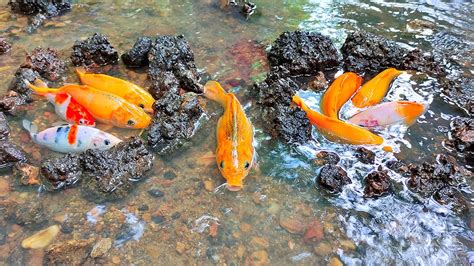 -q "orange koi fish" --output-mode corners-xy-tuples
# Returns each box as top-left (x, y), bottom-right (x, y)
(76, 68), (155, 113)
(204, 81), (255, 191)
(27, 81), (151, 129)
(348, 101), (428, 127)
(292, 95), (383, 145)
(320, 72), (362, 119)
(351, 68), (403, 108)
